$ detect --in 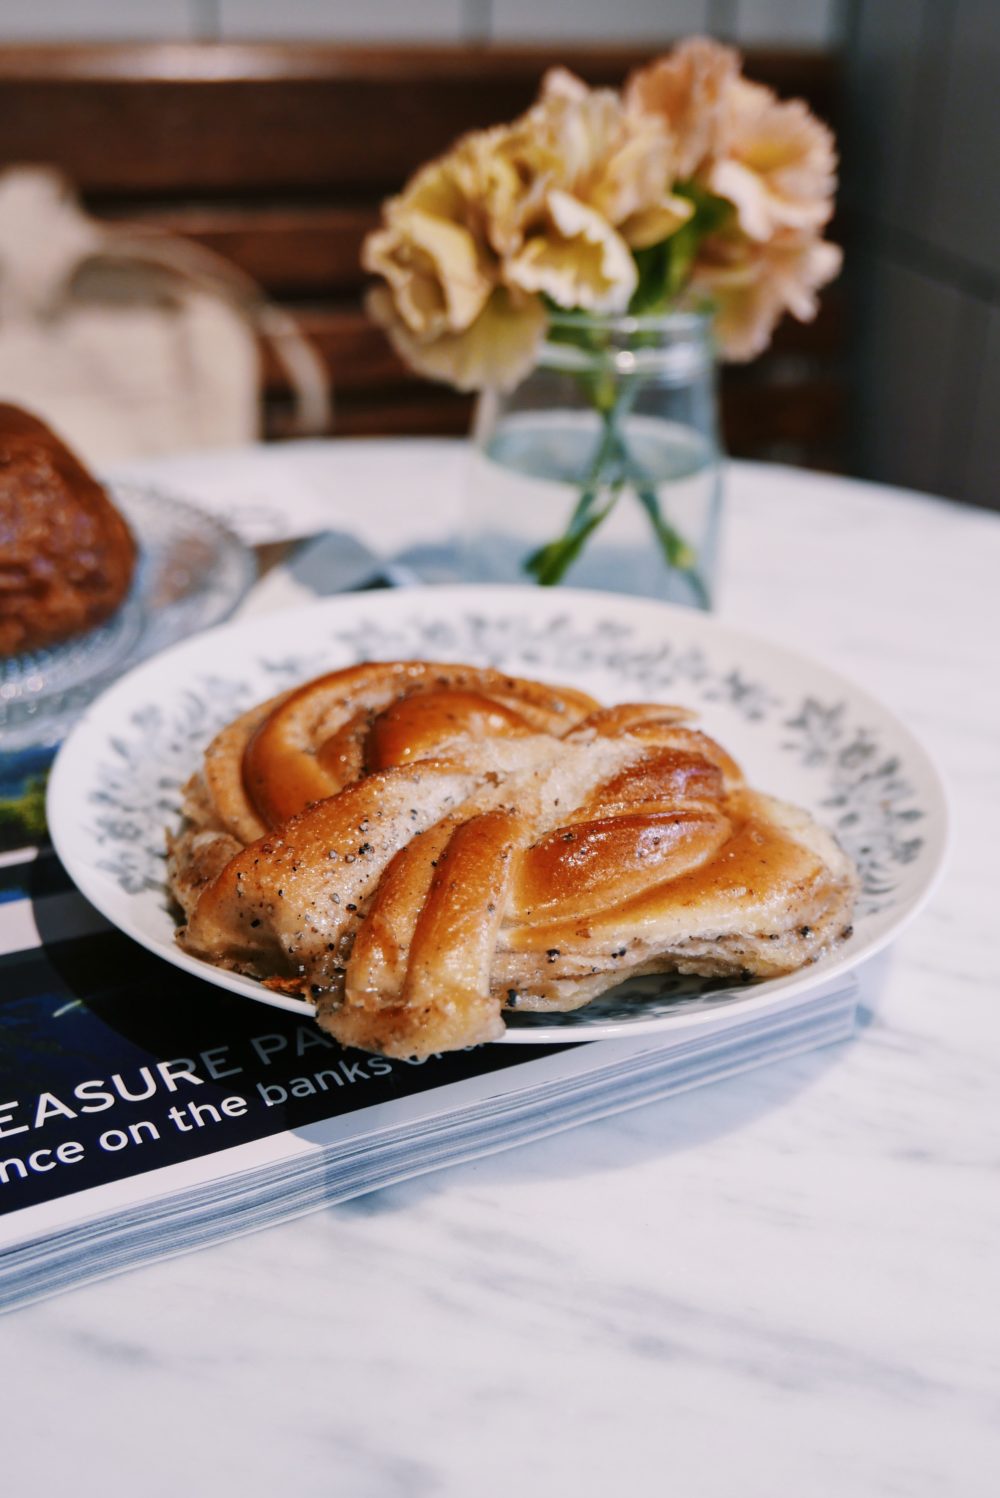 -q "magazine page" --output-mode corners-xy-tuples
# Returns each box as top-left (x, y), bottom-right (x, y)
(0, 894), (563, 1245)
(1, 842), (858, 1264)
